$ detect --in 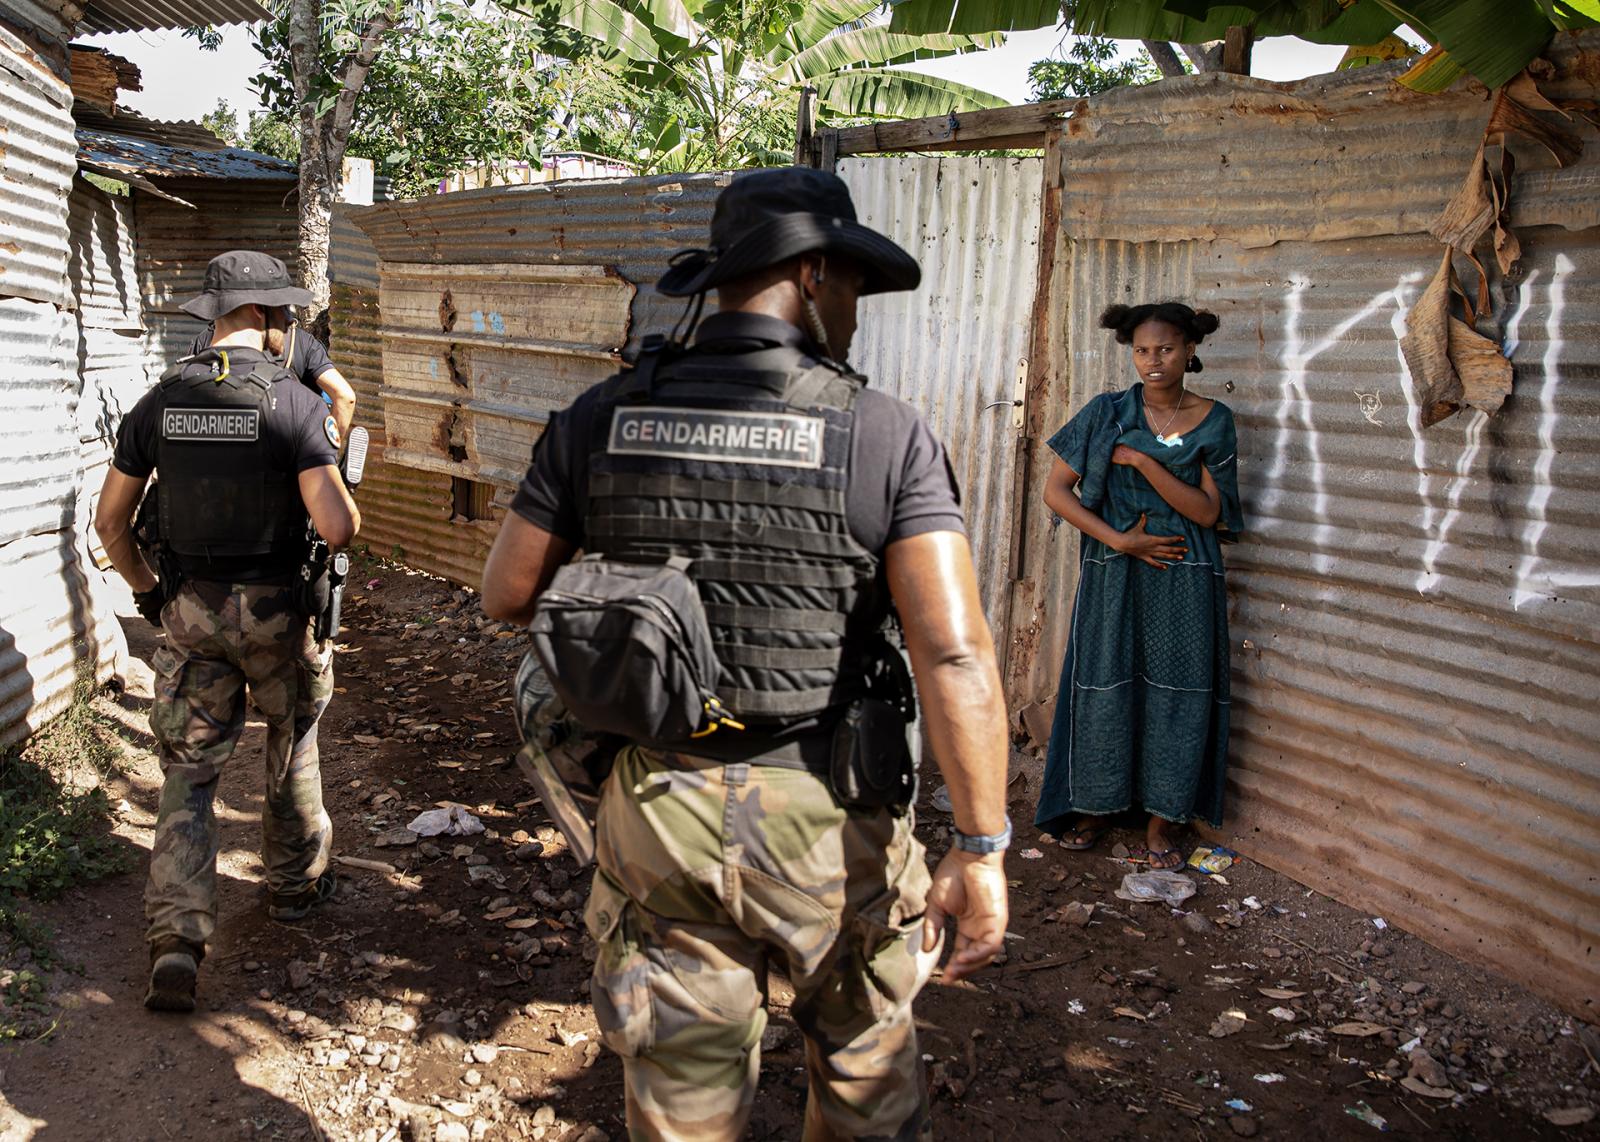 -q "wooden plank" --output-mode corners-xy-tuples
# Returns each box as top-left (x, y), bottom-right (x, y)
(832, 100), (1073, 157)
